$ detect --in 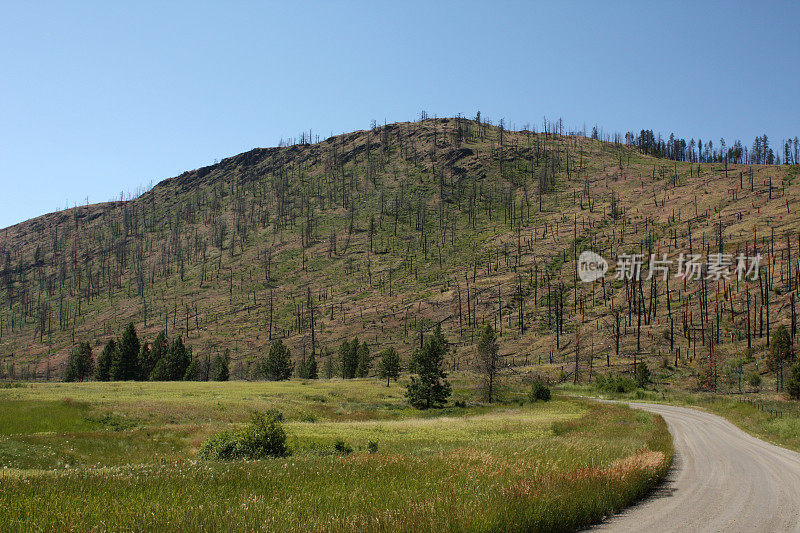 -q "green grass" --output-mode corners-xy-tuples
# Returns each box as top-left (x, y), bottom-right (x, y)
(560, 382), (800, 453)
(681, 394), (800, 452)
(0, 379), (671, 531)
(0, 399), (99, 436)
